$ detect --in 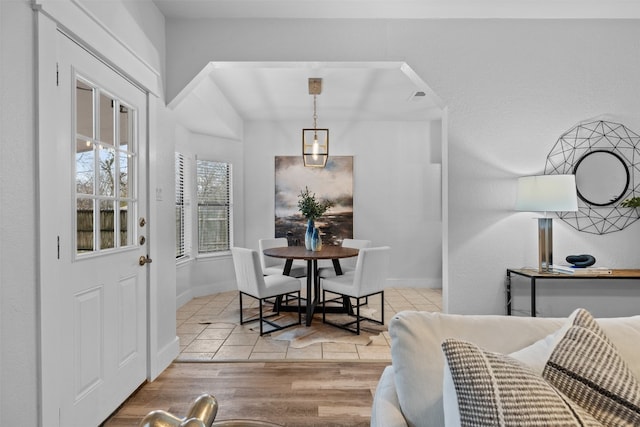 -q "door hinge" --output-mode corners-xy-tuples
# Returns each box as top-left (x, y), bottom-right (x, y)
(56, 62), (59, 86)
(57, 236), (60, 259)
